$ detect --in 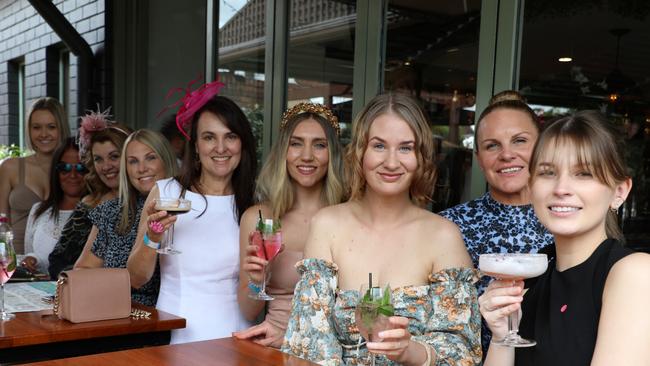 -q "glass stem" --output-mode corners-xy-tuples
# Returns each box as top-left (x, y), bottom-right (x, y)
(169, 223), (175, 251)
(260, 264), (267, 293)
(507, 311), (518, 337)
